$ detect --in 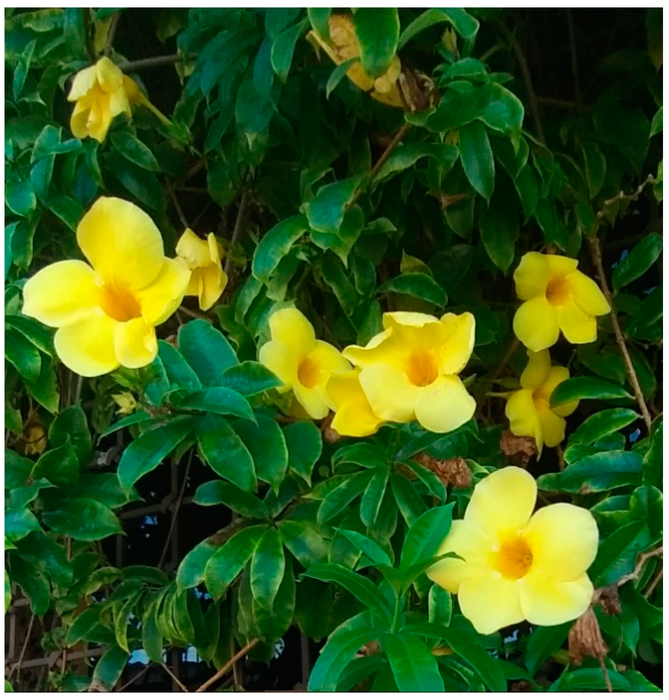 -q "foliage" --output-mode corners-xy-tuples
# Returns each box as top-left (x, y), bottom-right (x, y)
(5, 7), (662, 692)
